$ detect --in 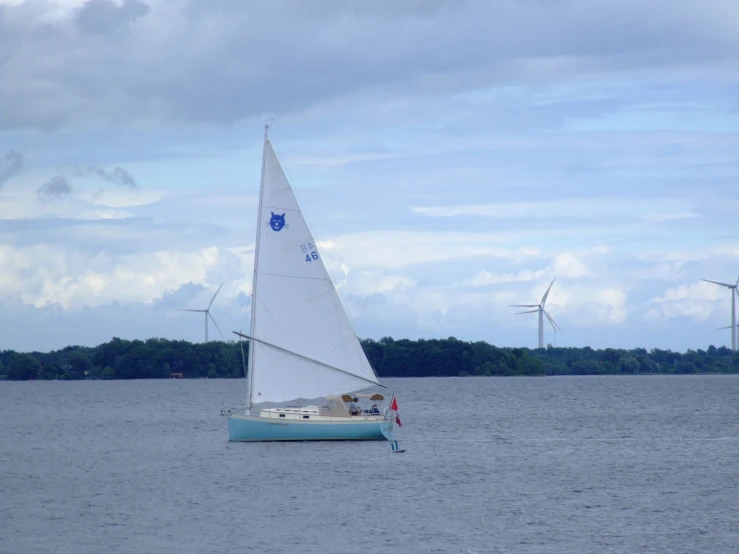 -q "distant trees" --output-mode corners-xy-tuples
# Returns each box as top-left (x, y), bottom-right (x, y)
(7, 354), (42, 381)
(362, 337), (738, 378)
(66, 351), (92, 380)
(0, 337), (245, 381)
(618, 355), (640, 374)
(0, 336), (738, 381)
